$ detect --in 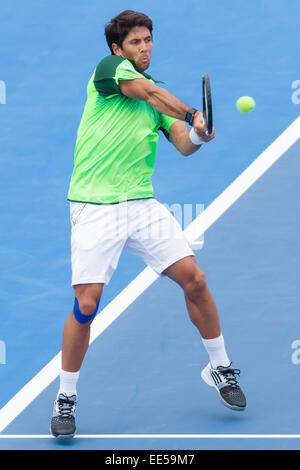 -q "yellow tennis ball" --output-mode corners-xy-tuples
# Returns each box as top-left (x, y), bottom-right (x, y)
(236, 96), (255, 112)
